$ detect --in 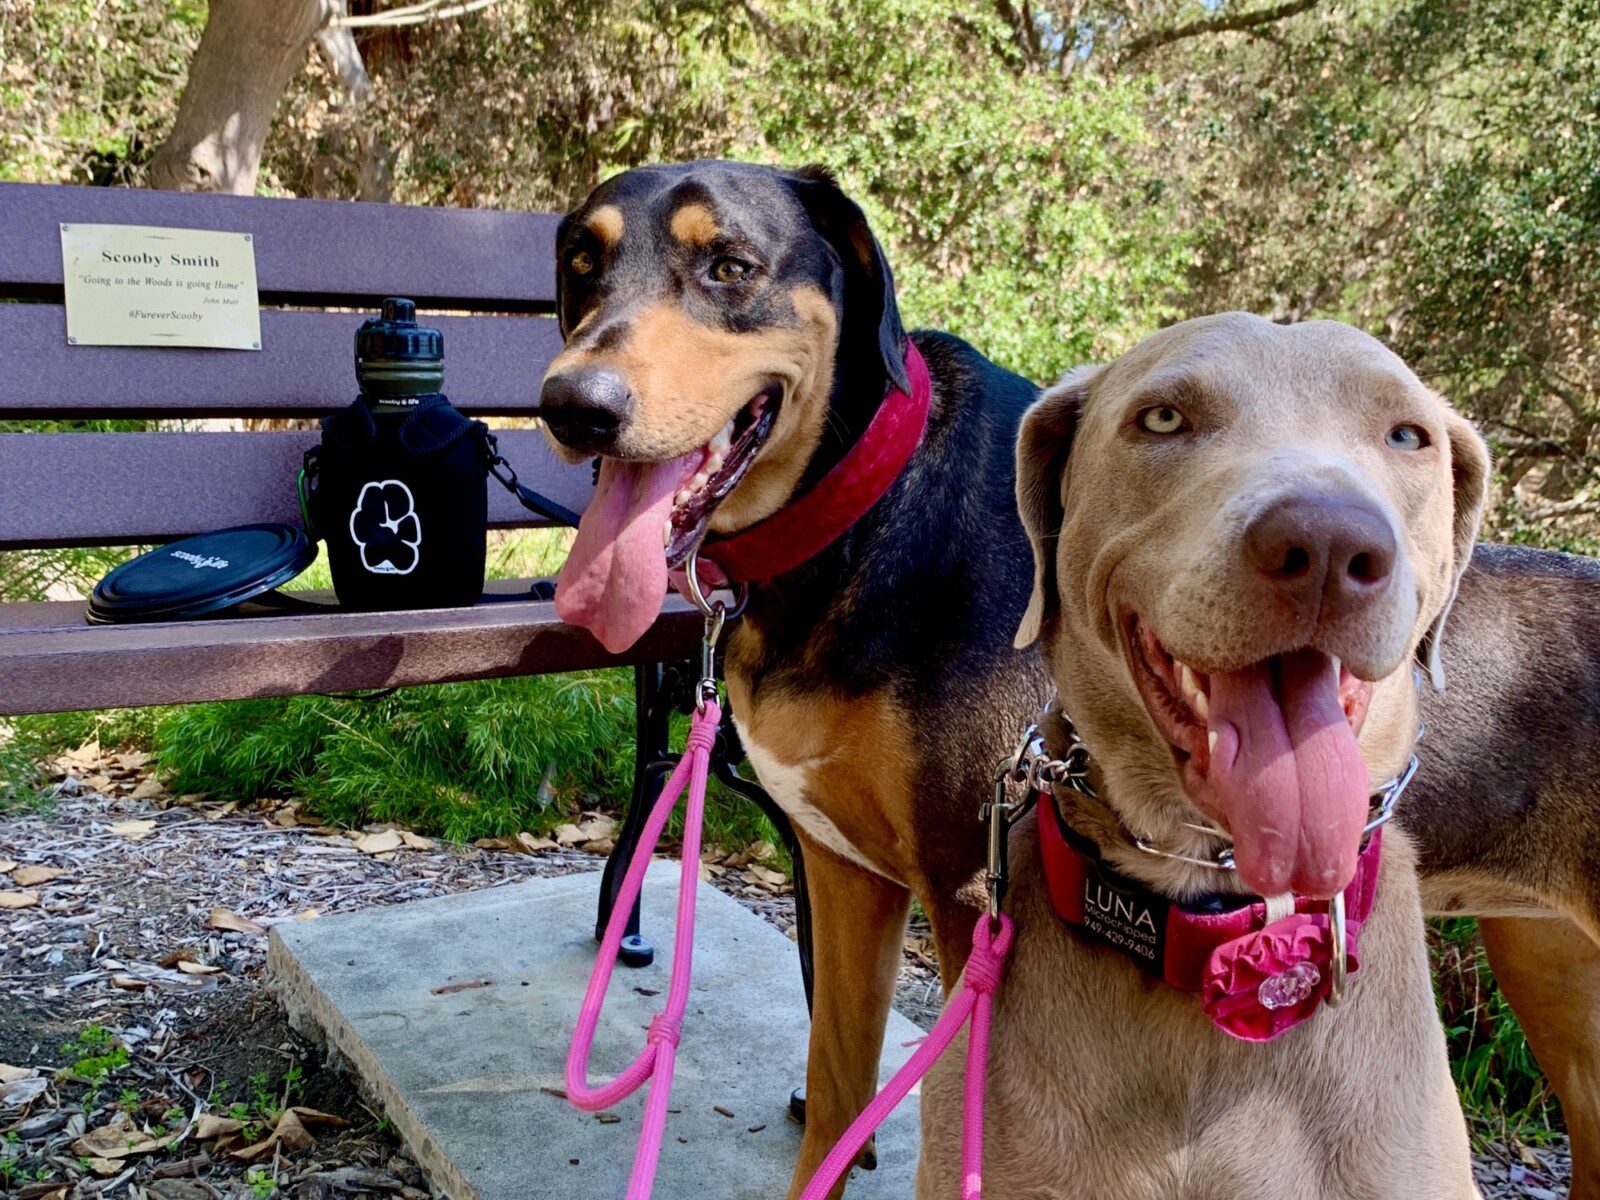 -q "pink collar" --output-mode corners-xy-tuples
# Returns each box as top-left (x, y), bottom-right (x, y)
(1039, 792), (1384, 1042)
(696, 342), (932, 584)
